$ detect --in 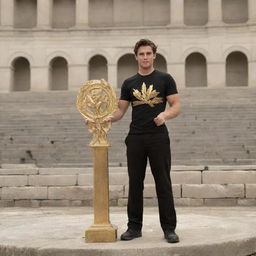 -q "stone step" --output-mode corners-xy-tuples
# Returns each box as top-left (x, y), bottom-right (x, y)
(0, 207), (255, 256)
(1, 88), (256, 166)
